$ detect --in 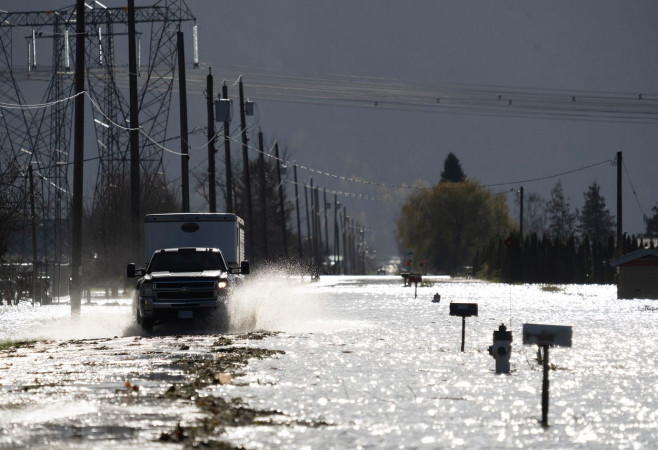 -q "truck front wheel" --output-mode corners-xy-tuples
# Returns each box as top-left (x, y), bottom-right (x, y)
(136, 309), (154, 332)
(140, 318), (154, 332)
